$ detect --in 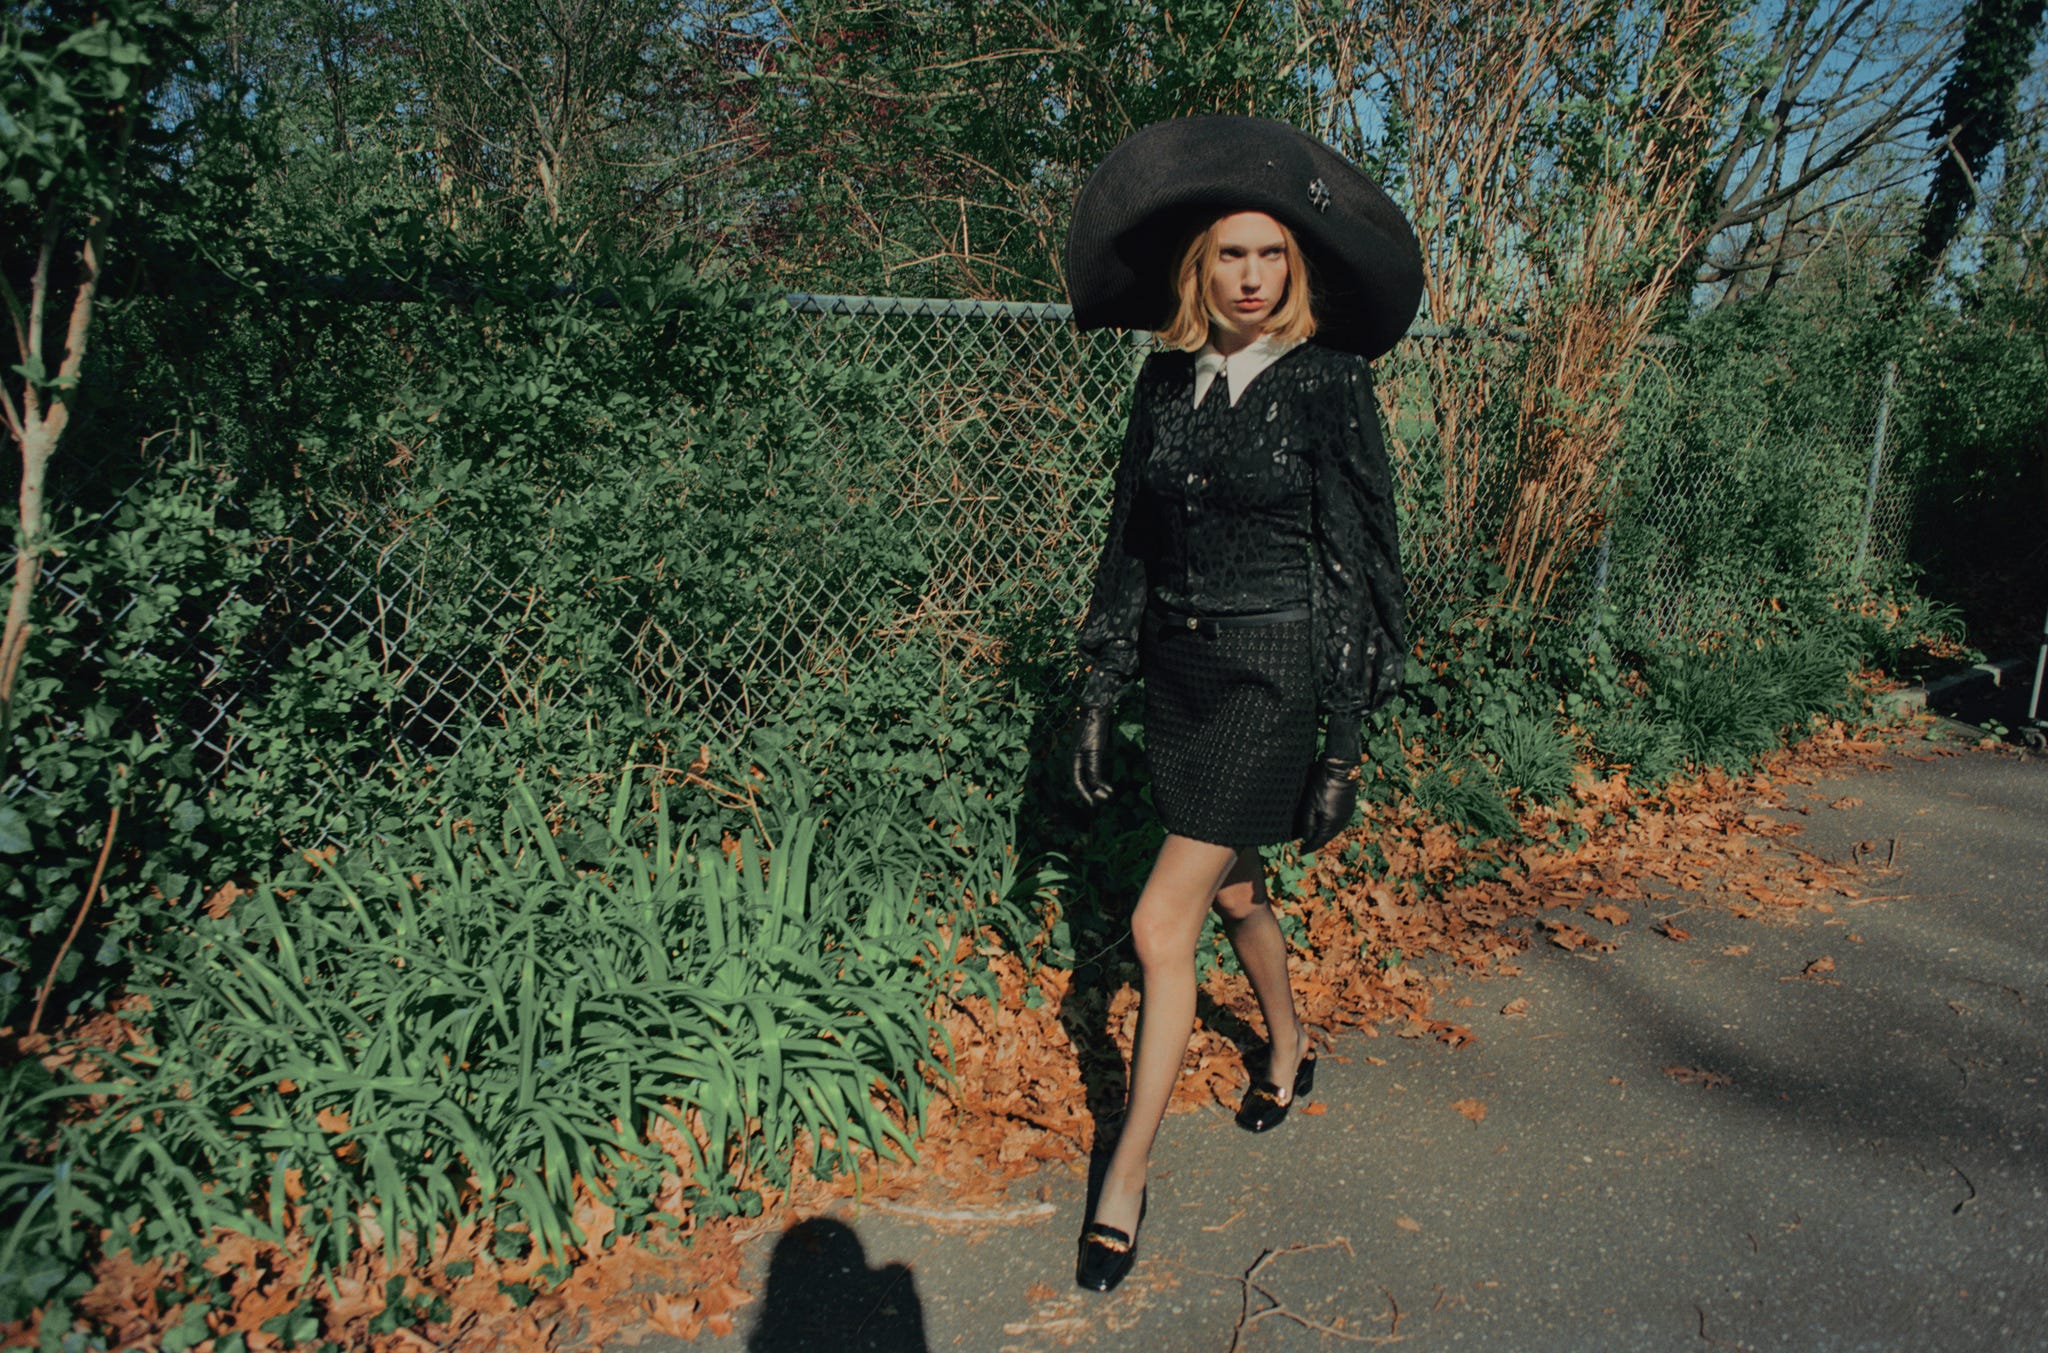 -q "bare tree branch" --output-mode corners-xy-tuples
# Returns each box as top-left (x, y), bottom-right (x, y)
(1685, 0), (1962, 295)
